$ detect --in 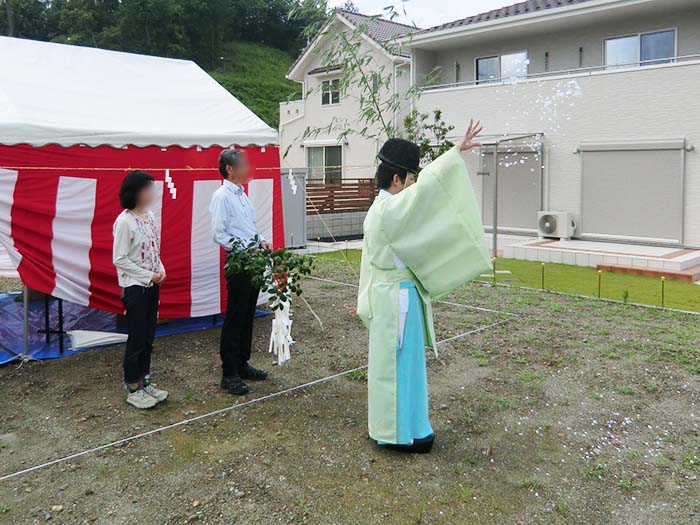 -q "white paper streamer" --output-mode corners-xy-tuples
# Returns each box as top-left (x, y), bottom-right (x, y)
(287, 169), (298, 195)
(268, 297), (294, 365)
